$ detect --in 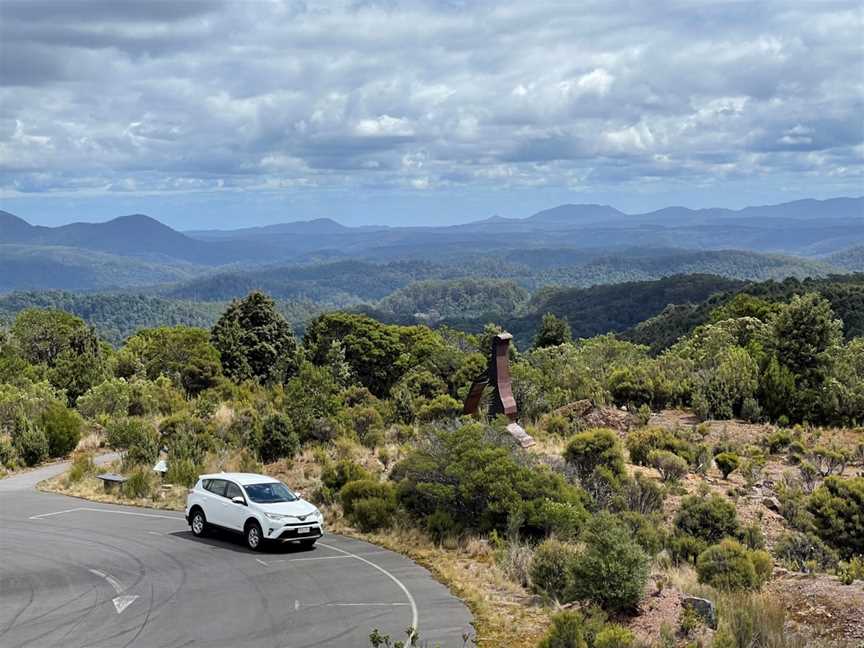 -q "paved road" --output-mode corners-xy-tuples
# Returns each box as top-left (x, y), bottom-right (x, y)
(0, 461), (472, 647)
